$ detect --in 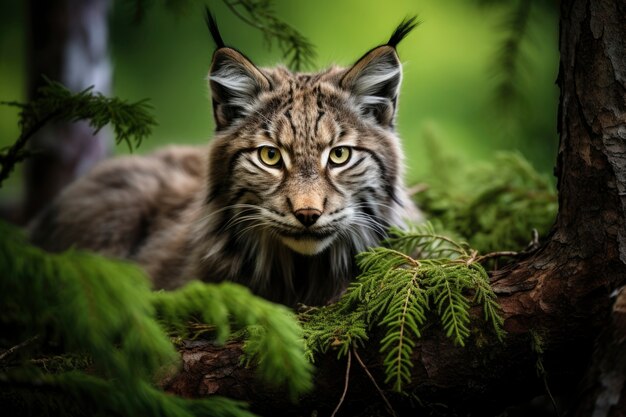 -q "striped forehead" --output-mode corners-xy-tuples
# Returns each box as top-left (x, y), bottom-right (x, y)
(264, 78), (343, 153)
